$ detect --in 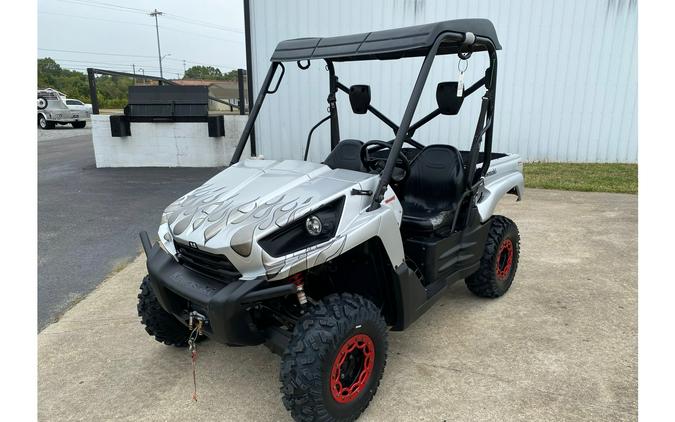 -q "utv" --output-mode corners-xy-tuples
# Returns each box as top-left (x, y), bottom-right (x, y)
(138, 19), (523, 421)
